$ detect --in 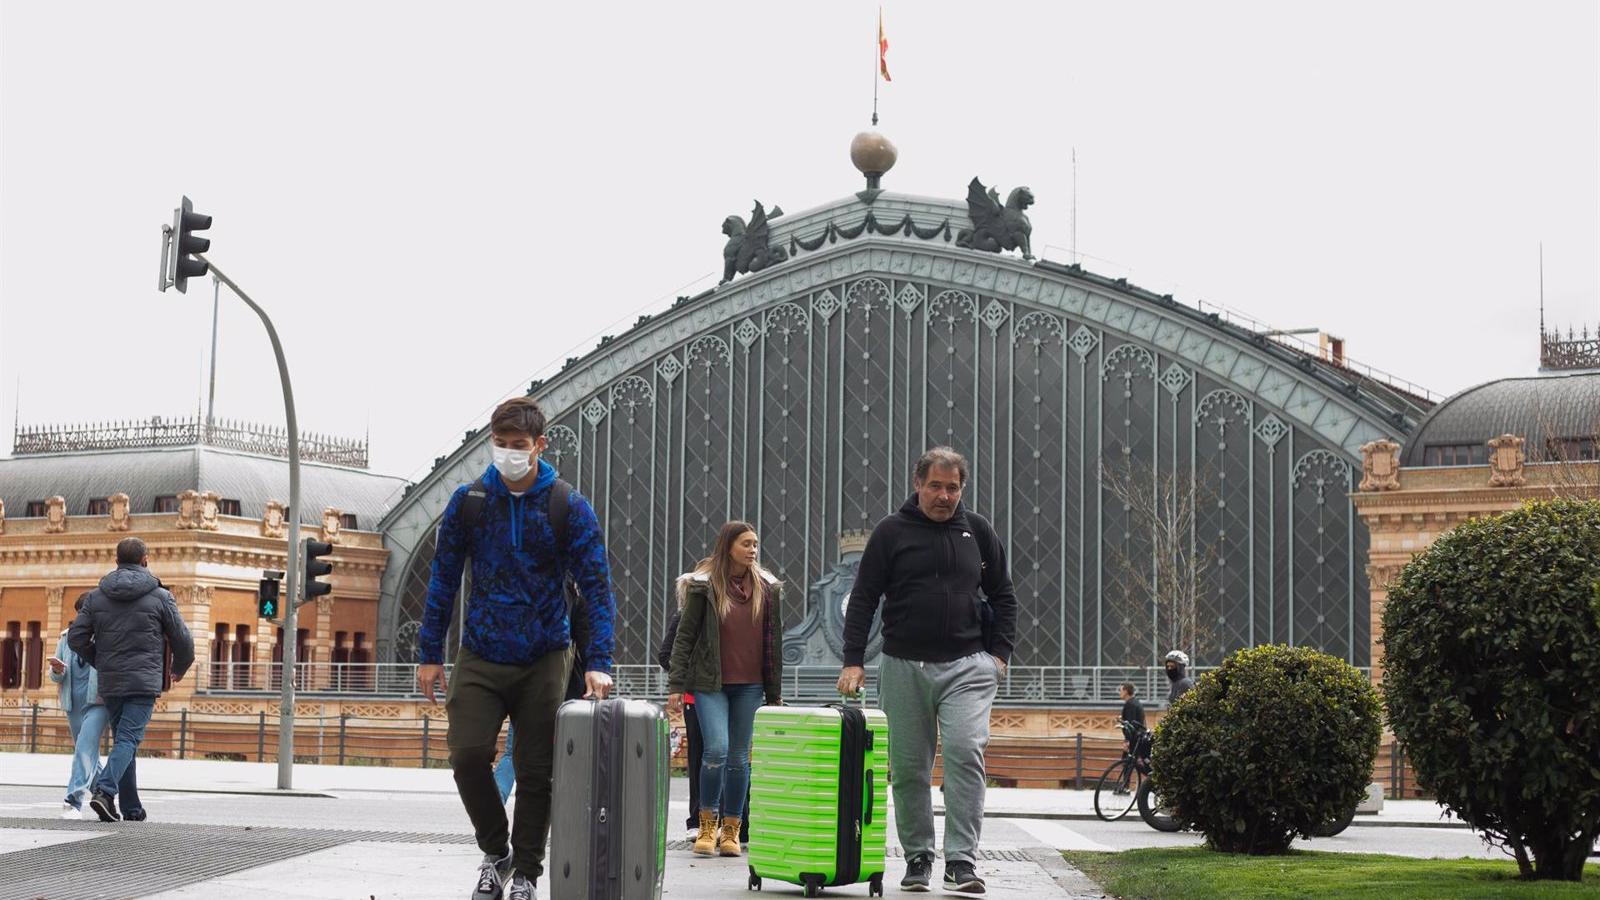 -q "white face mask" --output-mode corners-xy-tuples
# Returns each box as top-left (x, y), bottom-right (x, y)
(492, 445), (534, 482)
